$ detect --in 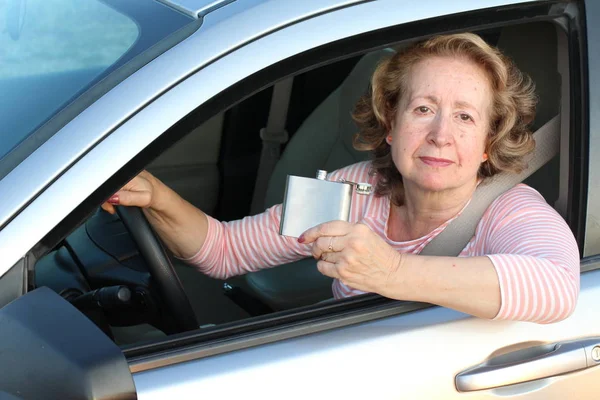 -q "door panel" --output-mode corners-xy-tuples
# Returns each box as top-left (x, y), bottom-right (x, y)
(133, 268), (600, 399)
(128, 1), (594, 398)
